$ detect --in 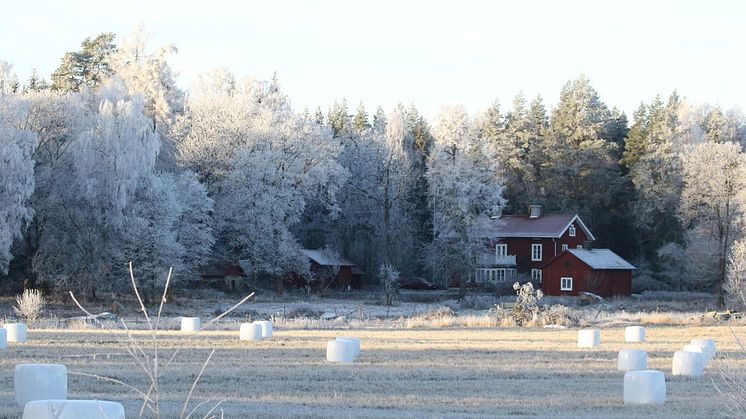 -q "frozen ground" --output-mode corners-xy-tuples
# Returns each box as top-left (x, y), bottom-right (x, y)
(0, 323), (740, 418)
